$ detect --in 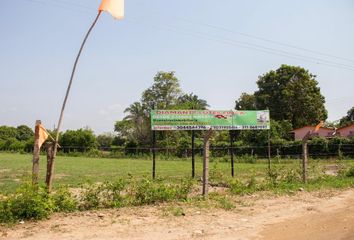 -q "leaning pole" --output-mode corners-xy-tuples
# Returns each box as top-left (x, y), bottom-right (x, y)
(48, 11), (102, 192)
(47, 0), (125, 192)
